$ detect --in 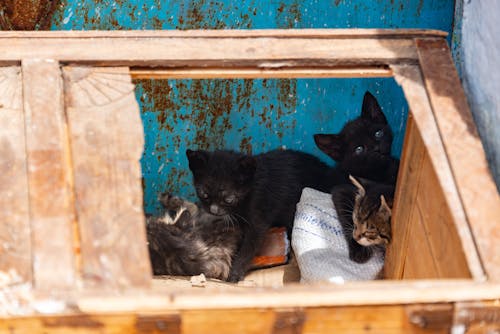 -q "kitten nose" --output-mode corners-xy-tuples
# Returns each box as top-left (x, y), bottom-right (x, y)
(210, 204), (220, 215)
